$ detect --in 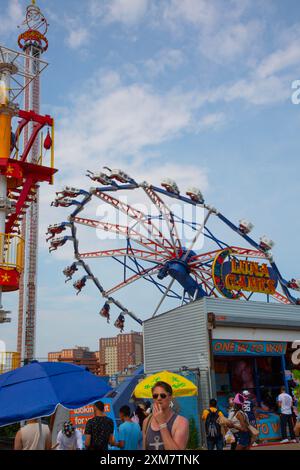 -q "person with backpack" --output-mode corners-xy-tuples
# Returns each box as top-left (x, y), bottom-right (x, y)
(202, 399), (224, 450)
